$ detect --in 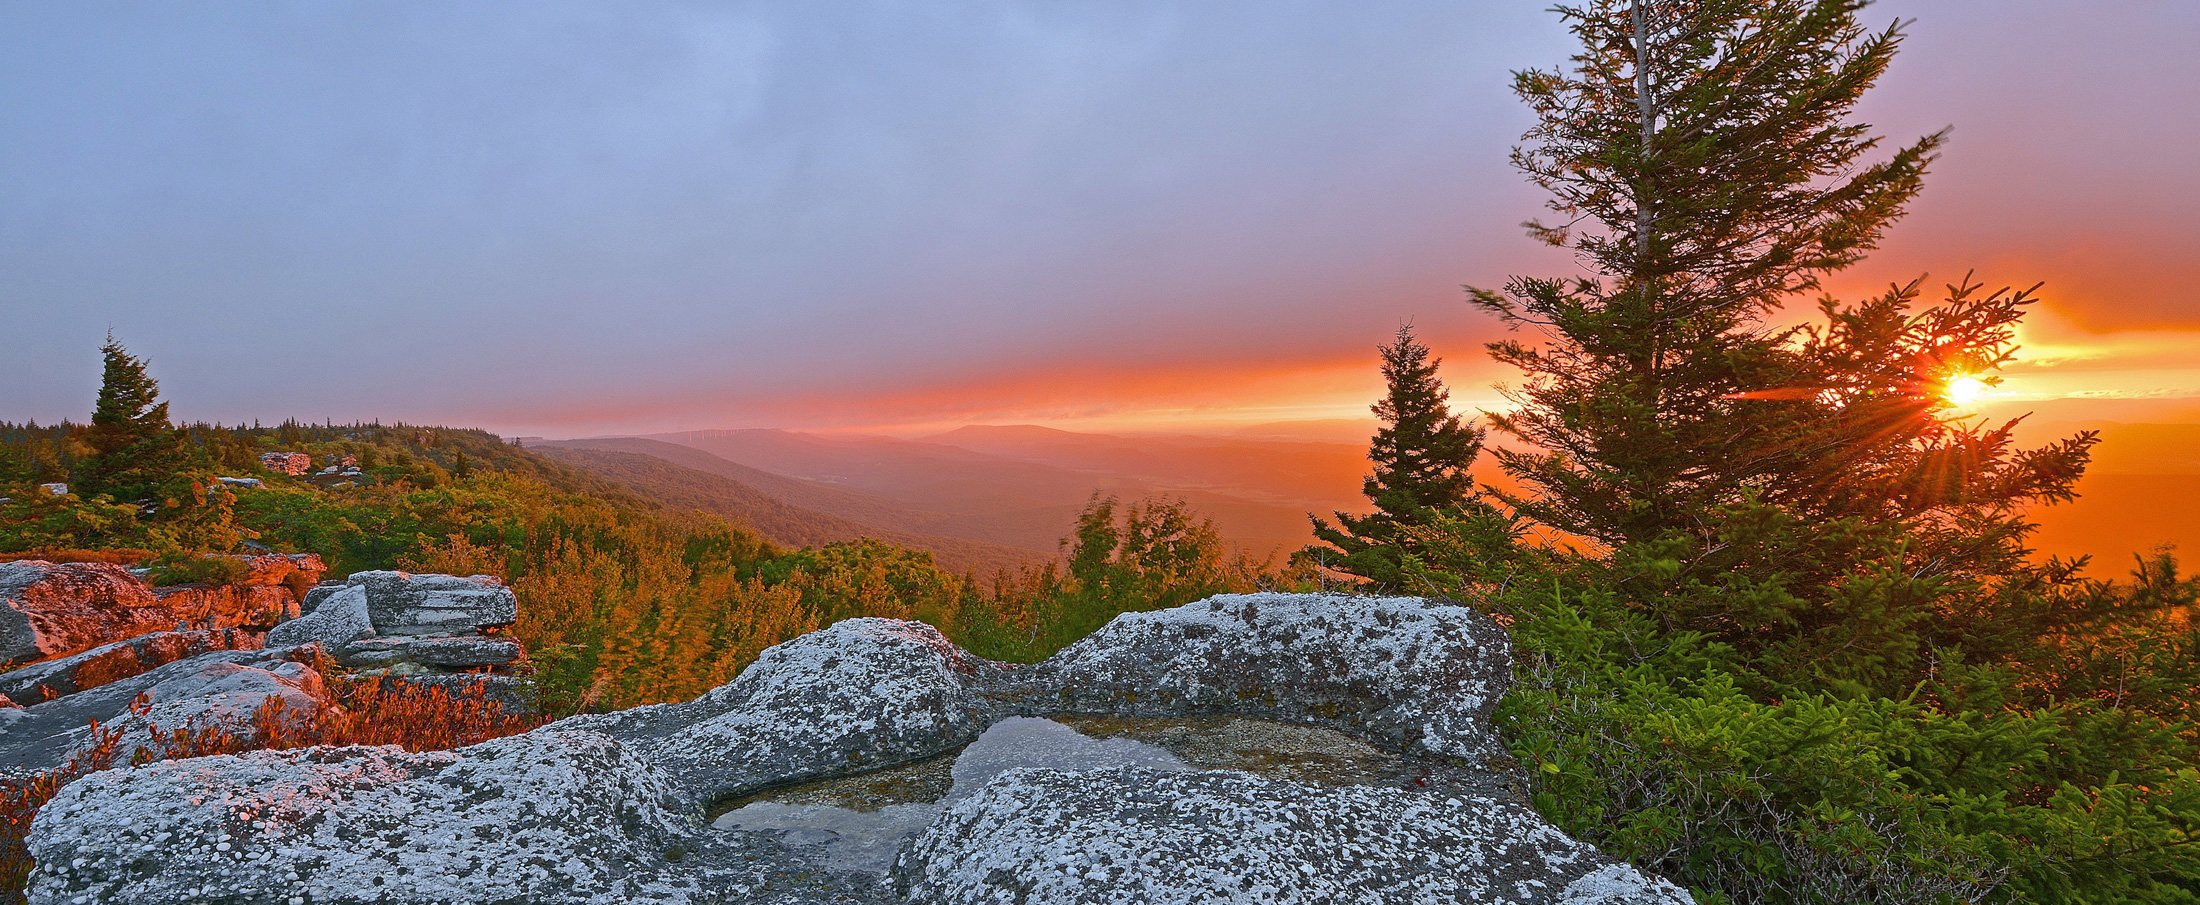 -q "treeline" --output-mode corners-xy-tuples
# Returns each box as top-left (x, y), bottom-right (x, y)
(1, 350), (1293, 713)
